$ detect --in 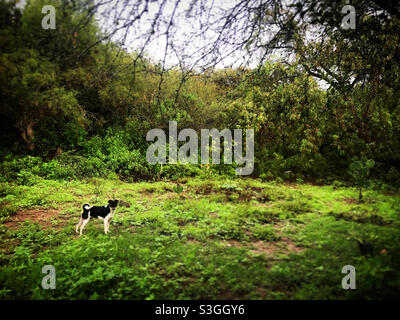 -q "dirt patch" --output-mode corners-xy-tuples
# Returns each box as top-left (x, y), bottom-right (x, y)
(195, 184), (214, 195)
(208, 211), (219, 218)
(257, 287), (267, 299)
(343, 198), (358, 204)
(249, 240), (276, 255)
(254, 202), (274, 208)
(4, 209), (66, 230)
(164, 192), (179, 199)
(224, 239), (243, 248)
(186, 239), (202, 245)
(249, 237), (303, 256)
(280, 237), (304, 253)
(139, 191), (155, 198)
(217, 289), (242, 300)
(224, 236), (304, 256)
